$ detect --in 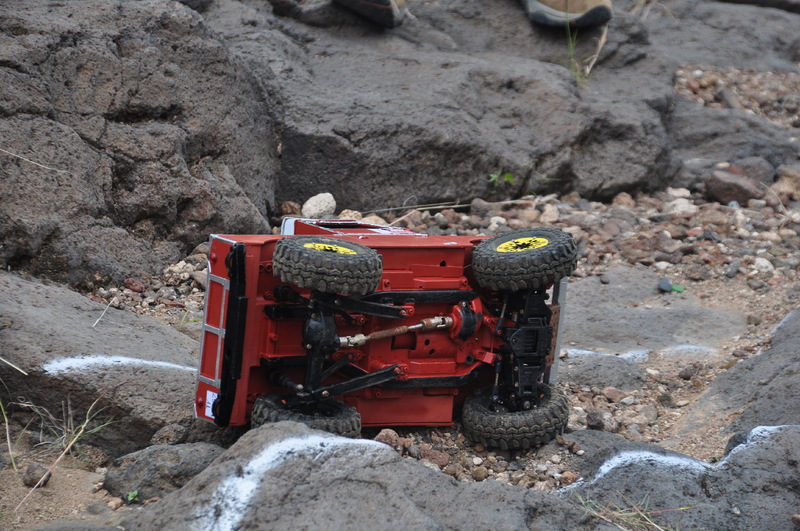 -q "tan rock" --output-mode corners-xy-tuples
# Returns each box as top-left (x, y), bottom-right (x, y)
(603, 386), (628, 403)
(361, 214), (388, 225)
(374, 428), (401, 449)
(280, 201), (302, 216)
(540, 204), (560, 224)
(108, 497), (124, 510)
(472, 466), (489, 481)
(560, 470), (579, 486)
(612, 192), (635, 207)
(338, 209), (363, 220)
(518, 208), (541, 224)
(419, 447), (450, 468)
